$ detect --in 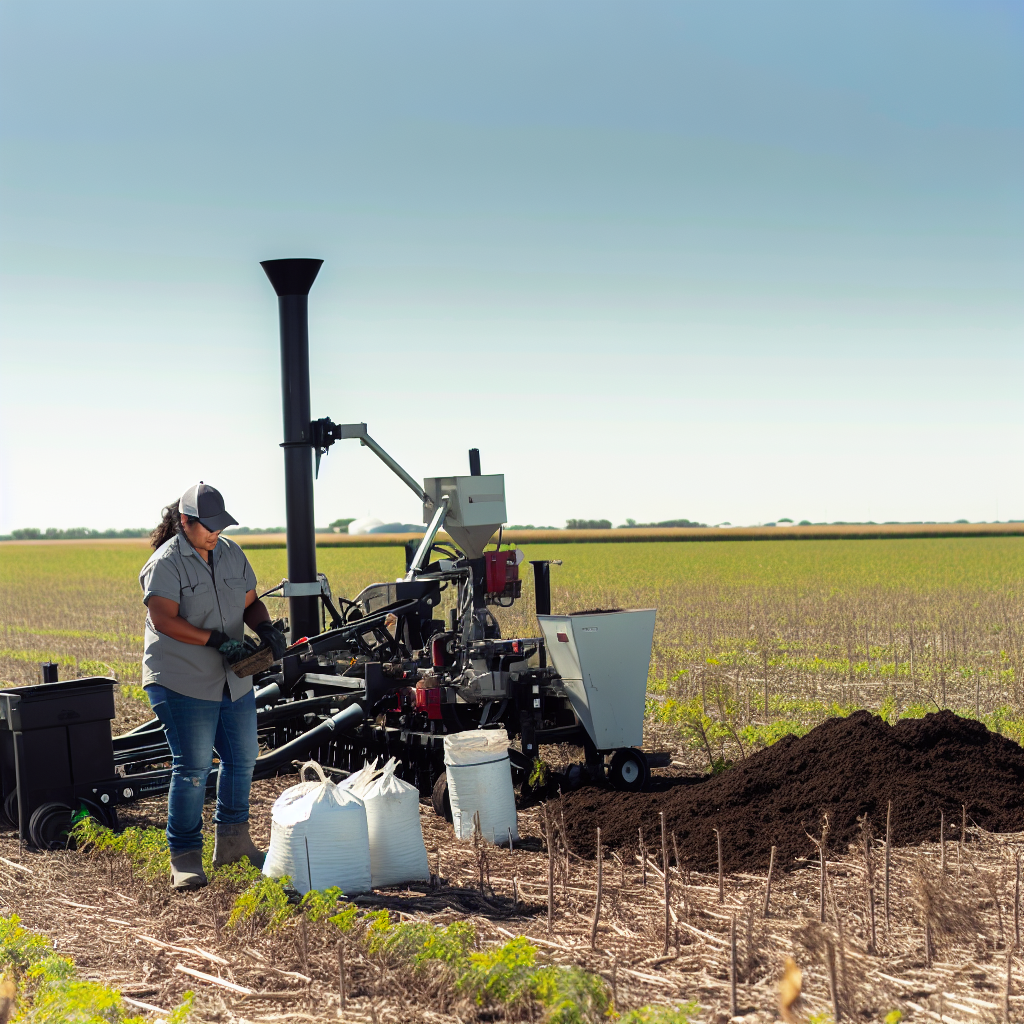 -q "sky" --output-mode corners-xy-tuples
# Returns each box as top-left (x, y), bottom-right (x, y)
(0, 0), (1021, 533)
